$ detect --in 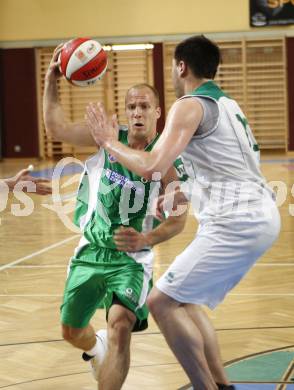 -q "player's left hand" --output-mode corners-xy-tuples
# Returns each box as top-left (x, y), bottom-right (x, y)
(85, 102), (119, 148)
(114, 226), (150, 252)
(4, 168), (52, 195)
